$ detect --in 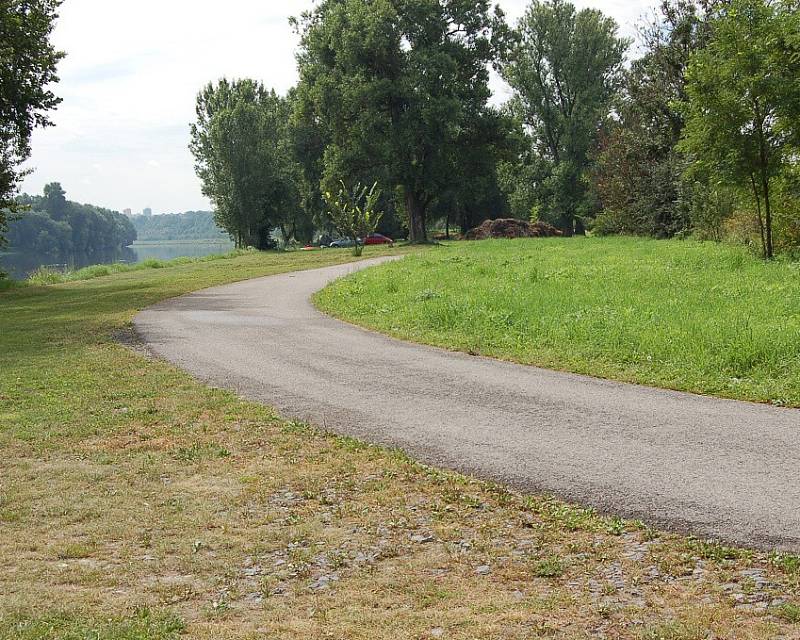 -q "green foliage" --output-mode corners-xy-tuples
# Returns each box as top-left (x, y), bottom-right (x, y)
(531, 556), (565, 578)
(190, 79), (307, 249)
(685, 537), (750, 562)
(769, 552), (800, 575)
(0, 0), (64, 245)
(323, 181), (384, 256)
(7, 184), (136, 257)
(42, 181), (67, 219)
(502, 0), (629, 235)
(317, 238), (800, 406)
(26, 266), (63, 286)
(130, 210), (226, 242)
(678, 0), (800, 258)
(0, 609), (184, 640)
(777, 602), (800, 623)
(294, 0), (506, 242)
(592, 1), (713, 239)
(639, 621), (709, 640)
